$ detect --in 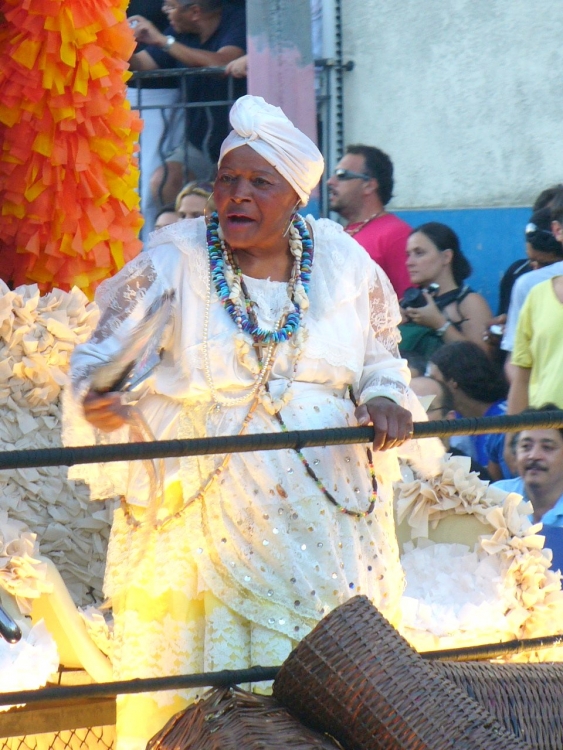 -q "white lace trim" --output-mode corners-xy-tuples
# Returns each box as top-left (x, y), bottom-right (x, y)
(242, 276), (293, 321)
(147, 217), (209, 300)
(93, 254), (160, 345)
